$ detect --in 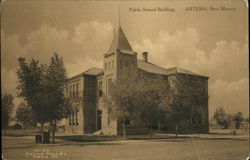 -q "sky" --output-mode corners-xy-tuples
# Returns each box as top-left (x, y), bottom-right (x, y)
(1, 0), (249, 117)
